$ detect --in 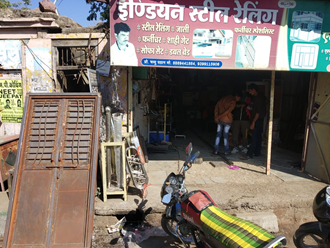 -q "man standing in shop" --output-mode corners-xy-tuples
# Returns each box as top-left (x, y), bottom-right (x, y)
(231, 89), (251, 154)
(241, 84), (267, 160)
(214, 92), (241, 155)
(111, 22), (138, 66)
